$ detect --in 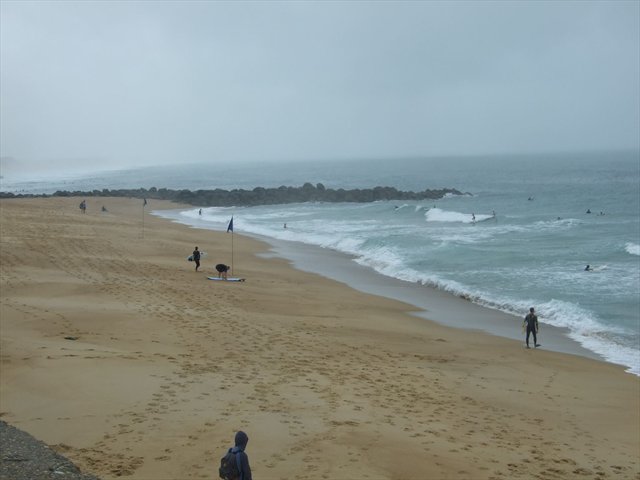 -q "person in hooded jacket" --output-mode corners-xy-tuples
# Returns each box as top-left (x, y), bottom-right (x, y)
(229, 431), (252, 480)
